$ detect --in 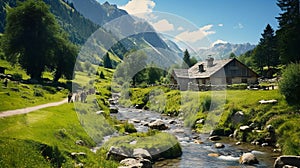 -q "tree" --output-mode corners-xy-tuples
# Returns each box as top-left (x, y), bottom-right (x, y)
(253, 24), (278, 75)
(52, 33), (77, 81)
(182, 49), (192, 68)
(279, 63), (300, 105)
(103, 52), (113, 69)
(229, 52), (236, 59)
(276, 0), (300, 63)
(2, 0), (76, 80)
